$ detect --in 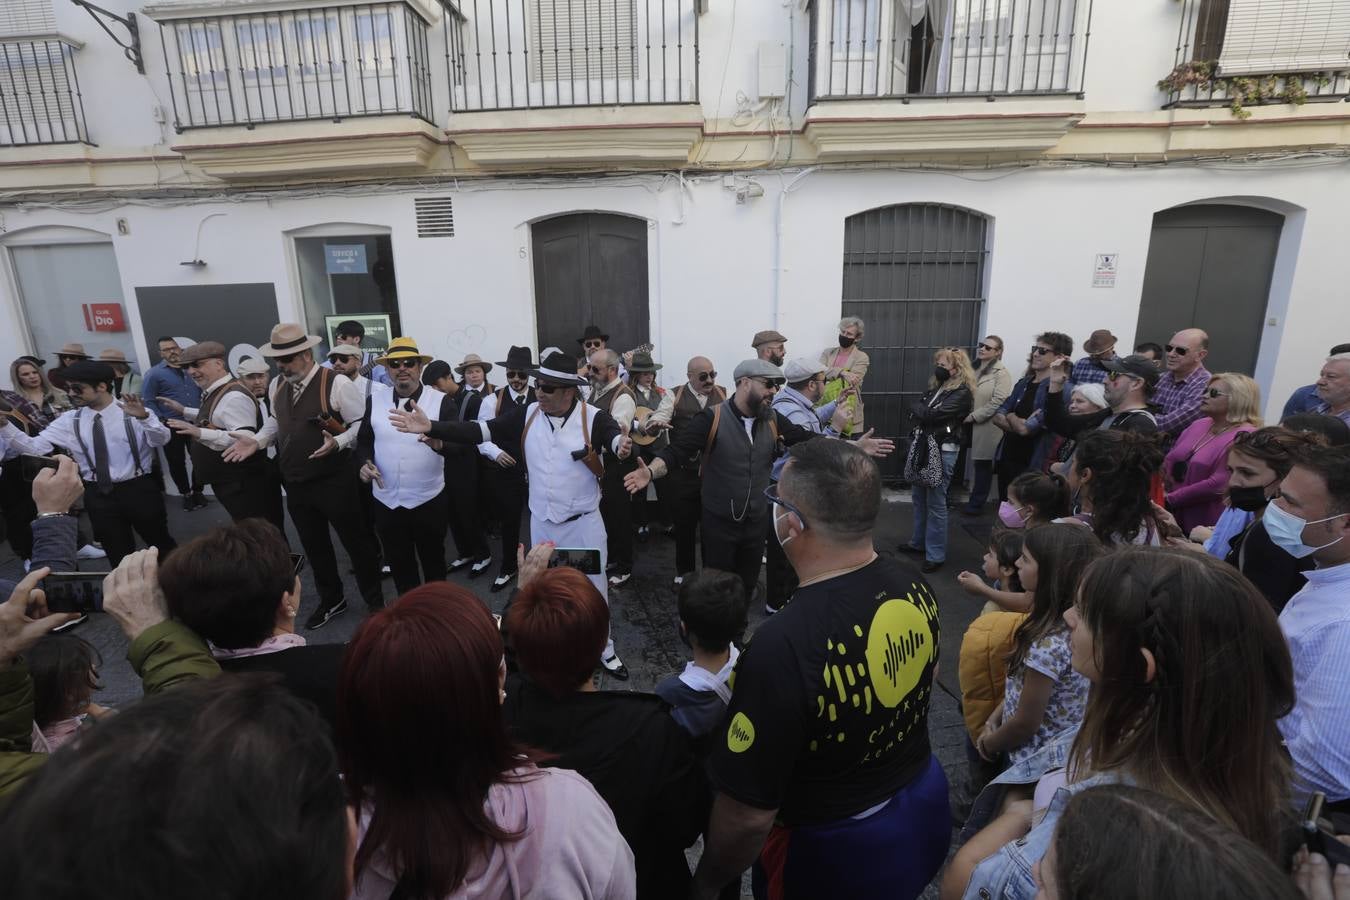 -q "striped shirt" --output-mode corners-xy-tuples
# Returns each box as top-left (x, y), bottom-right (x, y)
(1068, 356), (1111, 389)
(1152, 365), (1212, 438)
